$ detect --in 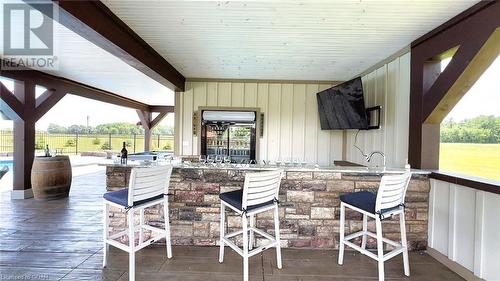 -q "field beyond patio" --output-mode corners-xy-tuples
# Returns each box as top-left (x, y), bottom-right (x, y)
(440, 143), (500, 181)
